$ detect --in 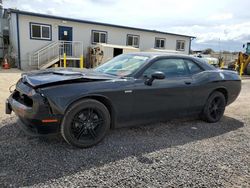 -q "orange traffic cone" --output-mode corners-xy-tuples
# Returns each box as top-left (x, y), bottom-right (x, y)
(2, 58), (10, 69)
